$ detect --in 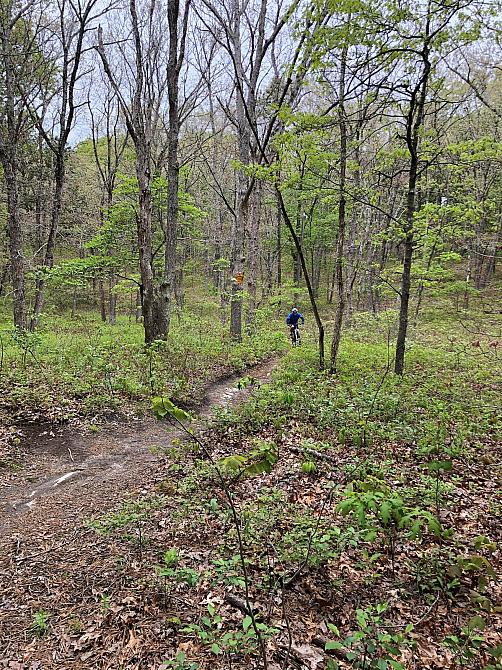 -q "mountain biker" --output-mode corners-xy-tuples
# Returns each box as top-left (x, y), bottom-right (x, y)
(286, 308), (304, 341)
